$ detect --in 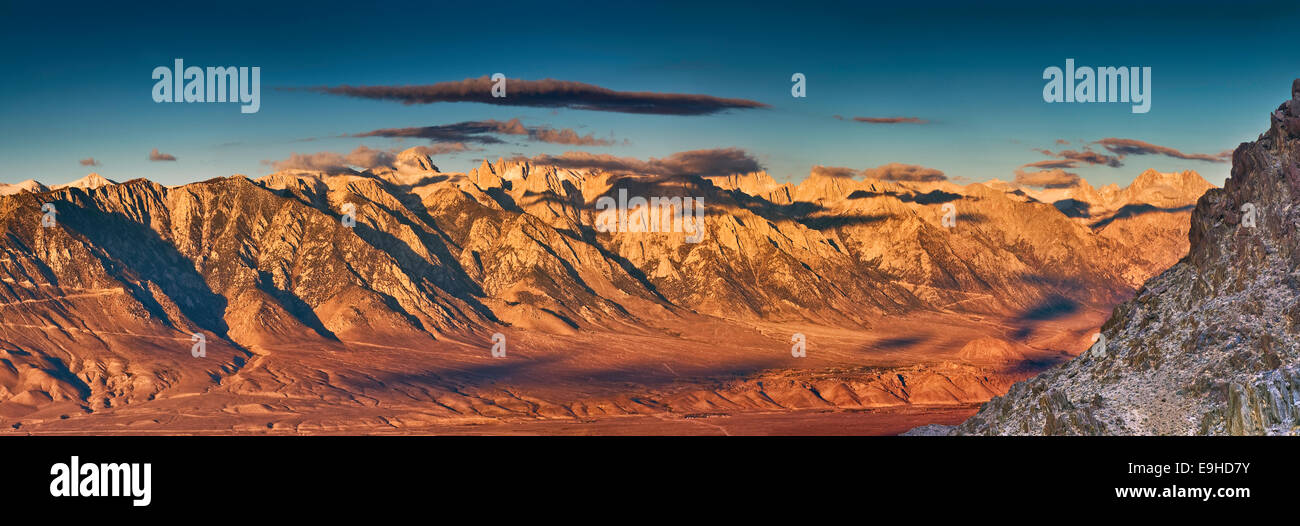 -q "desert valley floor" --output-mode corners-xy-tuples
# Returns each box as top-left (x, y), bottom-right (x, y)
(4, 306), (1105, 435)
